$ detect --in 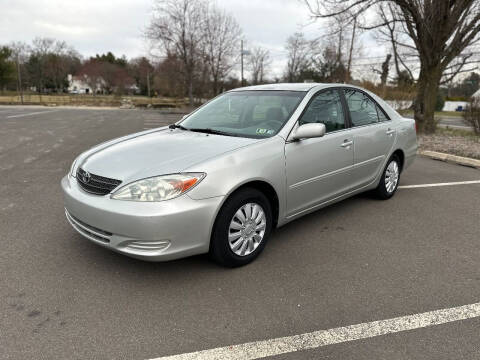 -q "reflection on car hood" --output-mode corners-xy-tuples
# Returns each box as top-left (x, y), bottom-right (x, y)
(80, 128), (261, 183)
